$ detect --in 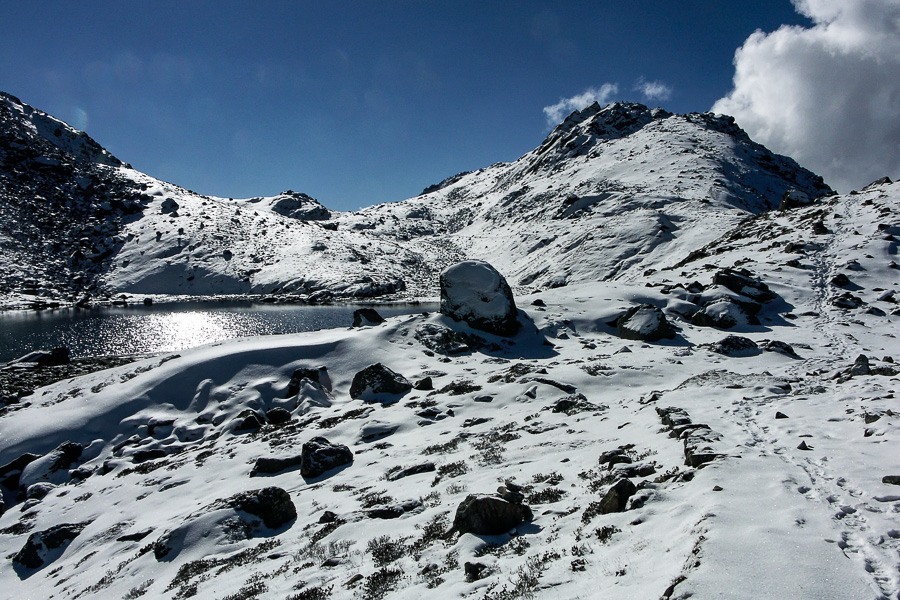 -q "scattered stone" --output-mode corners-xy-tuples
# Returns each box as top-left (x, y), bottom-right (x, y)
(830, 273), (851, 287)
(598, 448), (633, 467)
(386, 462), (436, 481)
(352, 308), (385, 327)
(452, 494), (533, 535)
(440, 260), (519, 336)
(691, 298), (753, 329)
(9, 347), (71, 367)
(883, 476), (900, 486)
(465, 561), (490, 582)
(414, 323), (478, 354)
(13, 522), (90, 569)
(250, 454), (304, 477)
(598, 479), (637, 514)
(707, 335), (760, 357)
(233, 409), (265, 431)
(265, 407), (292, 425)
(762, 340), (800, 358)
(850, 354), (870, 376)
(287, 366), (330, 396)
(366, 499), (422, 519)
(217, 487), (297, 529)
(300, 437), (353, 479)
(775, 412), (789, 419)
(349, 363), (412, 402)
(832, 292), (863, 309)
(613, 304), (676, 342)
(413, 377), (433, 391)
(797, 441), (813, 451)
(713, 268), (777, 302)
